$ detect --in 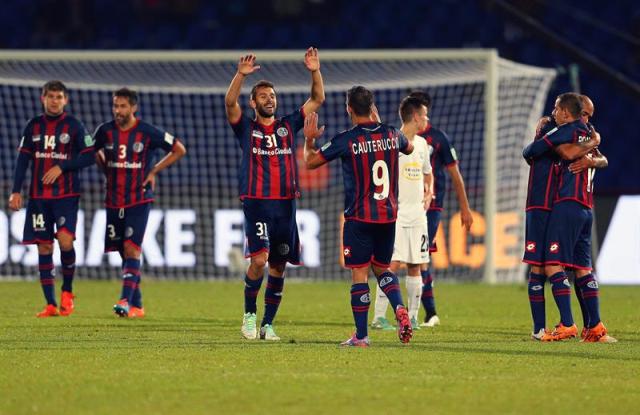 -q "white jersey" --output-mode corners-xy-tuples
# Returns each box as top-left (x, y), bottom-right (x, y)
(397, 135), (432, 226)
